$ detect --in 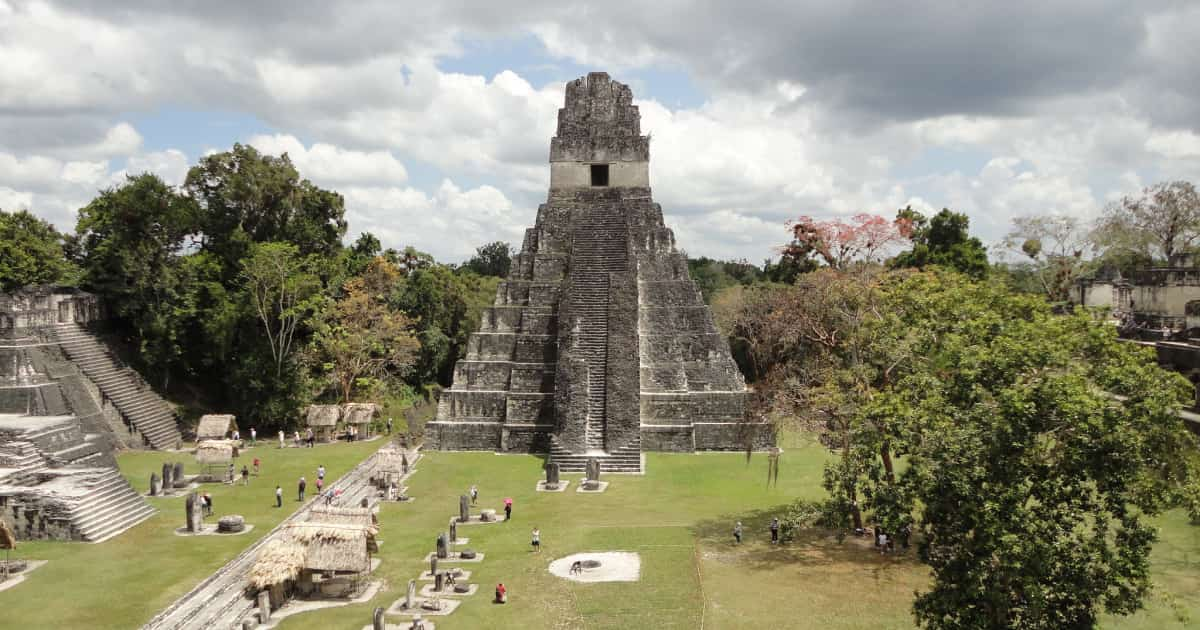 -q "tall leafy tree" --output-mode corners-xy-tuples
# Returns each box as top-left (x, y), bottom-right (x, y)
(816, 270), (1195, 629)
(788, 213), (910, 269)
(1092, 180), (1200, 262)
(309, 258), (419, 402)
(462, 241), (513, 277)
(891, 206), (989, 278)
(1003, 214), (1090, 301)
(184, 143), (347, 275)
(241, 242), (322, 380)
(0, 208), (76, 291)
(75, 174), (199, 376)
